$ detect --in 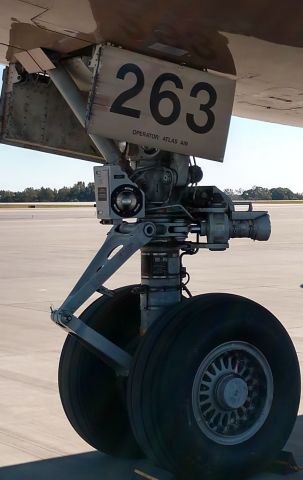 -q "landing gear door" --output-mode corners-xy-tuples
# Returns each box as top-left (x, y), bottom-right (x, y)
(0, 65), (104, 162)
(87, 46), (236, 162)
